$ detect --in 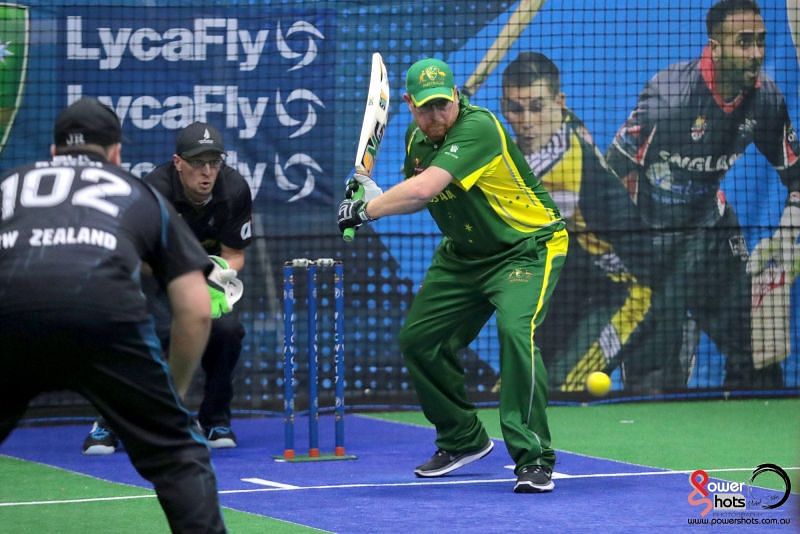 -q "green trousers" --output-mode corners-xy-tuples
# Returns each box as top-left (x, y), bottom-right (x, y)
(398, 229), (568, 473)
